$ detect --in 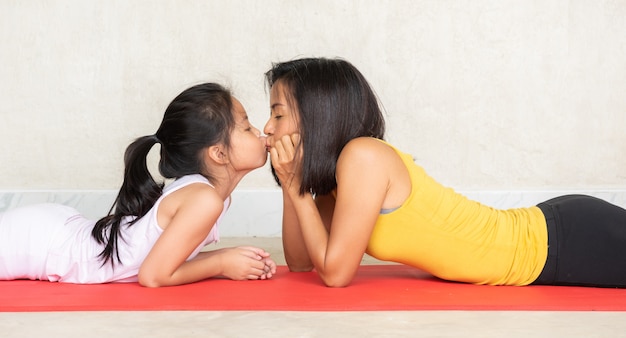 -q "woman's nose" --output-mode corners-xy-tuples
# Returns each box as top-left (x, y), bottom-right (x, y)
(263, 121), (273, 136)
